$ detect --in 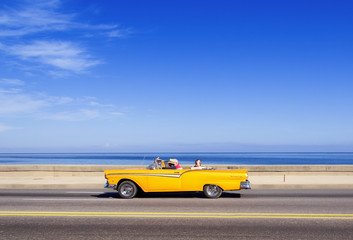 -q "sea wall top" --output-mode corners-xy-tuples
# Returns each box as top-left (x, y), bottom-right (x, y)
(1, 165), (353, 172)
